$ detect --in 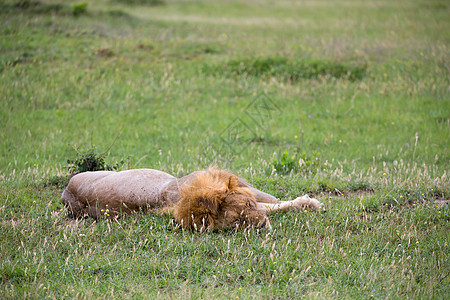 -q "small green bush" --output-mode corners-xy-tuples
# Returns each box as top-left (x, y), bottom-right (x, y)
(67, 147), (126, 174)
(72, 2), (88, 17)
(42, 147), (126, 188)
